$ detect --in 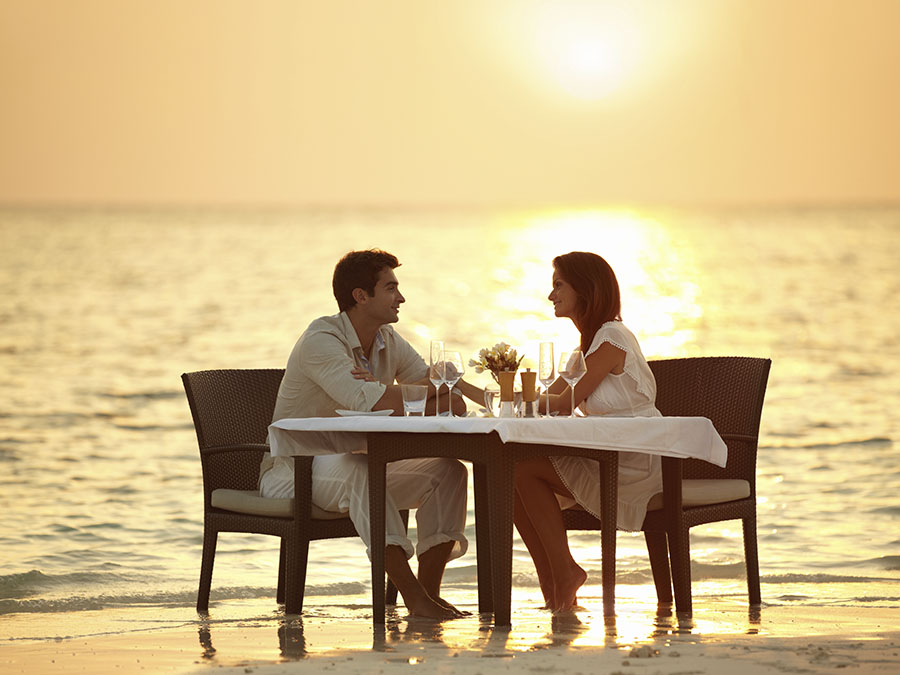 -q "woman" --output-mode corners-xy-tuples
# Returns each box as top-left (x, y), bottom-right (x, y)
(517, 251), (662, 612)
